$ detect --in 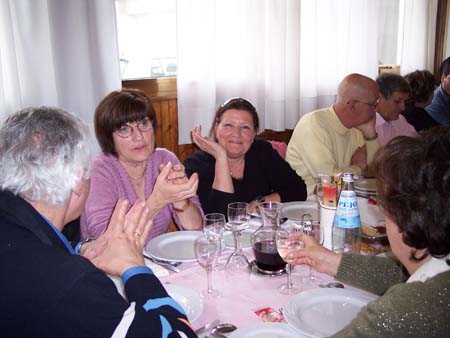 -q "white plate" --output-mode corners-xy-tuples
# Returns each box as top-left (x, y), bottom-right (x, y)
(354, 178), (377, 192)
(164, 284), (203, 323)
(281, 201), (319, 221)
(284, 288), (378, 338)
(223, 229), (255, 248)
(145, 231), (202, 262)
(229, 322), (302, 338)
